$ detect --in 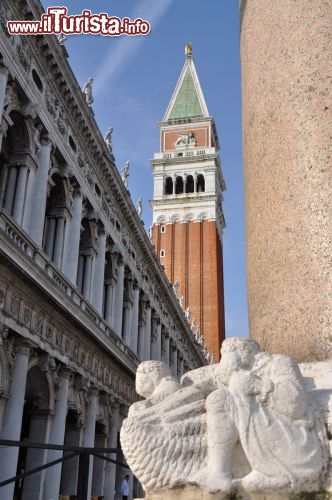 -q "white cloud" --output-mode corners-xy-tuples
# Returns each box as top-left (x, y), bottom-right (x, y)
(94, 0), (174, 95)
